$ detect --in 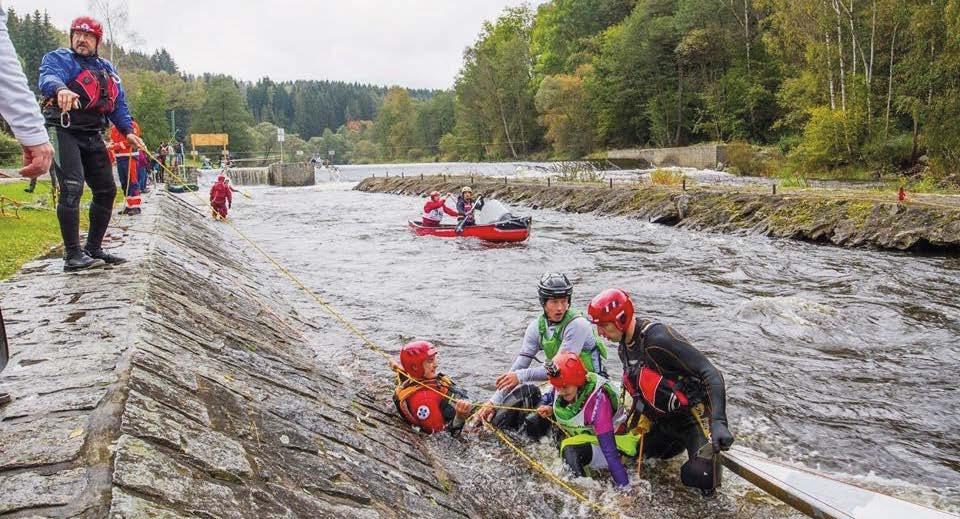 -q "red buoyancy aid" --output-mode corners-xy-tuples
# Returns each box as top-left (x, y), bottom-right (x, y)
(70, 65), (120, 115)
(393, 376), (453, 434)
(624, 365), (691, 417)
